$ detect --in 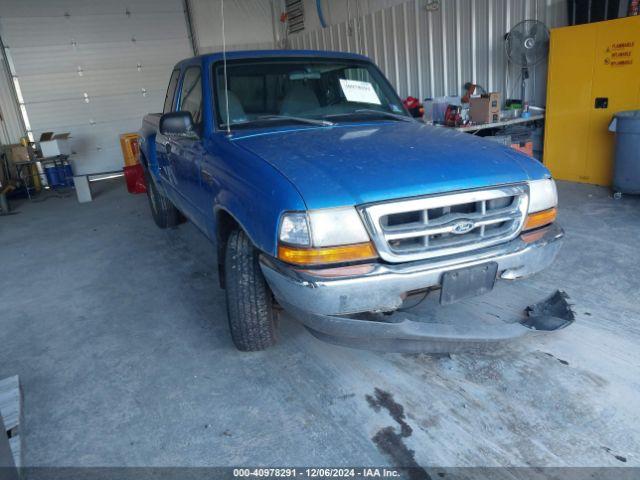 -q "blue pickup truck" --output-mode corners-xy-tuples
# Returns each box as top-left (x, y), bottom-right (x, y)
(139, 50), (570, 353)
